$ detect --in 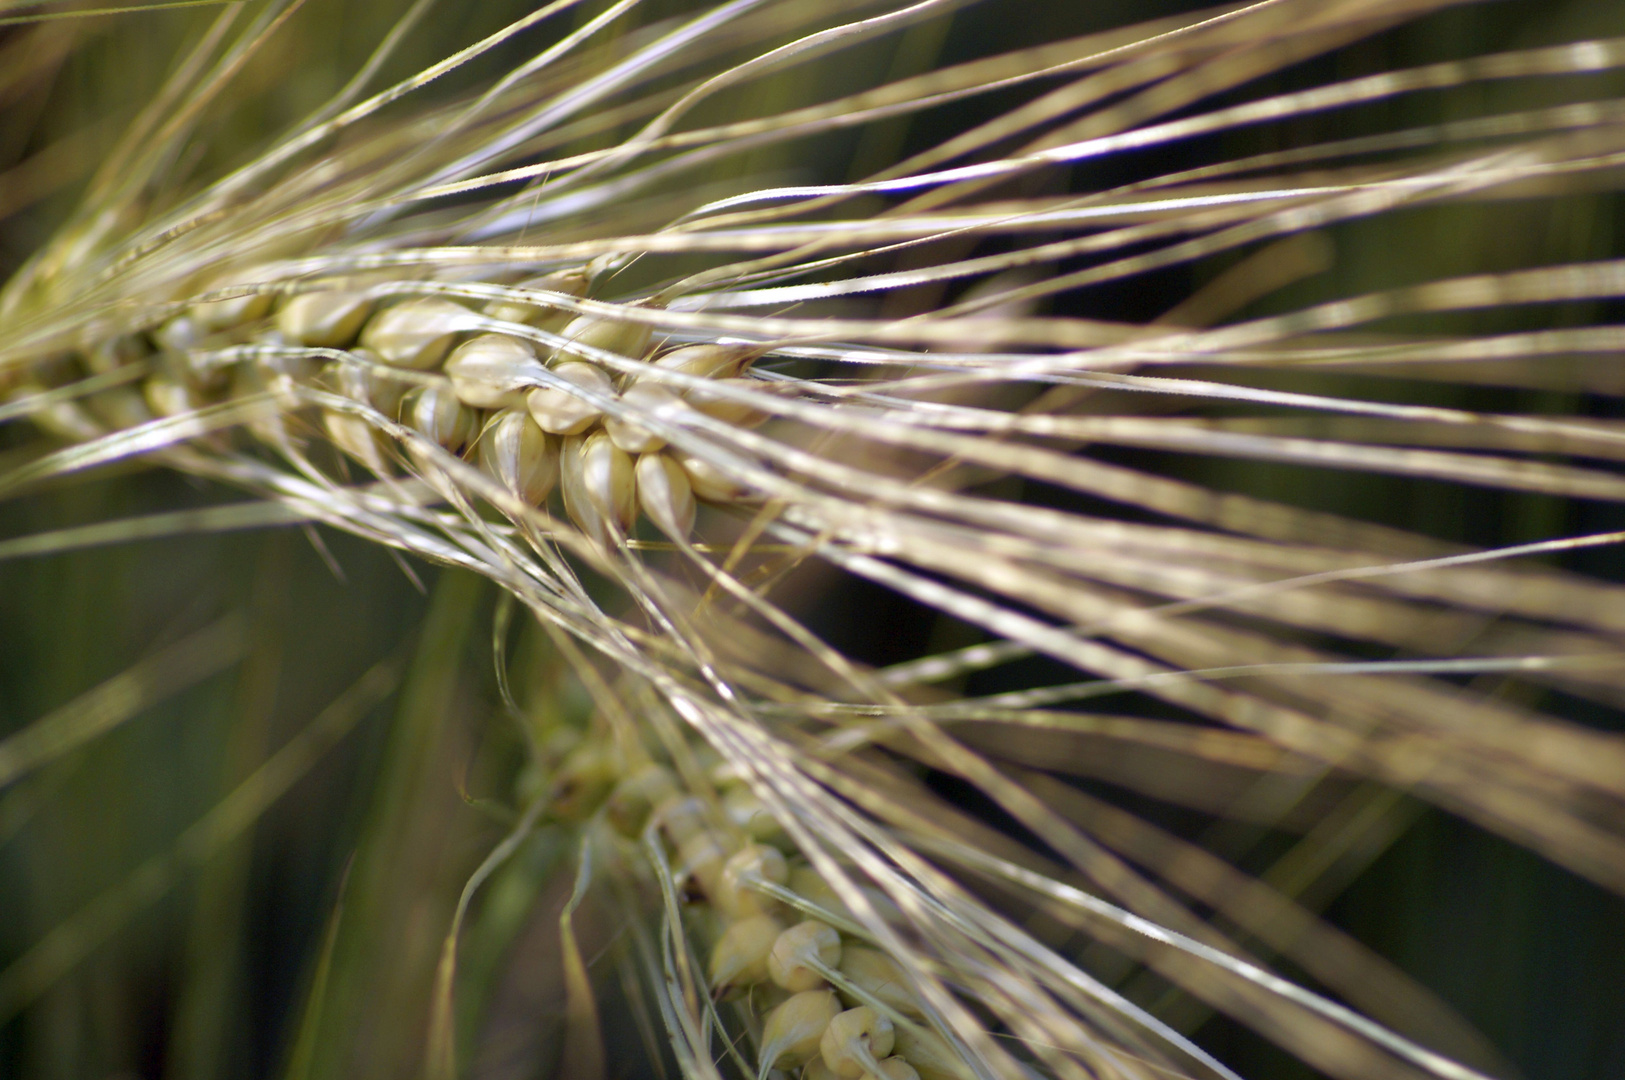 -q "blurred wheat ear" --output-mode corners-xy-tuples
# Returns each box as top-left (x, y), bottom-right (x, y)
(2, 1), (1625, 1079)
